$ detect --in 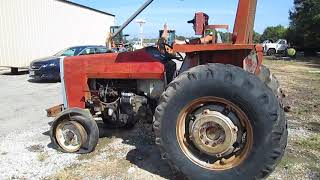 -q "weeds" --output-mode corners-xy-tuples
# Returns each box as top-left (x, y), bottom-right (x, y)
(37, 151), (49, 162)
(294, 135), (320, 151)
